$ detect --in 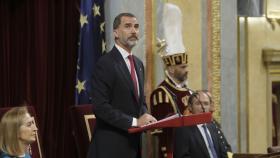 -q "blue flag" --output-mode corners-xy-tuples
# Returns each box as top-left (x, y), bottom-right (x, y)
(75, 0), (105, 105)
